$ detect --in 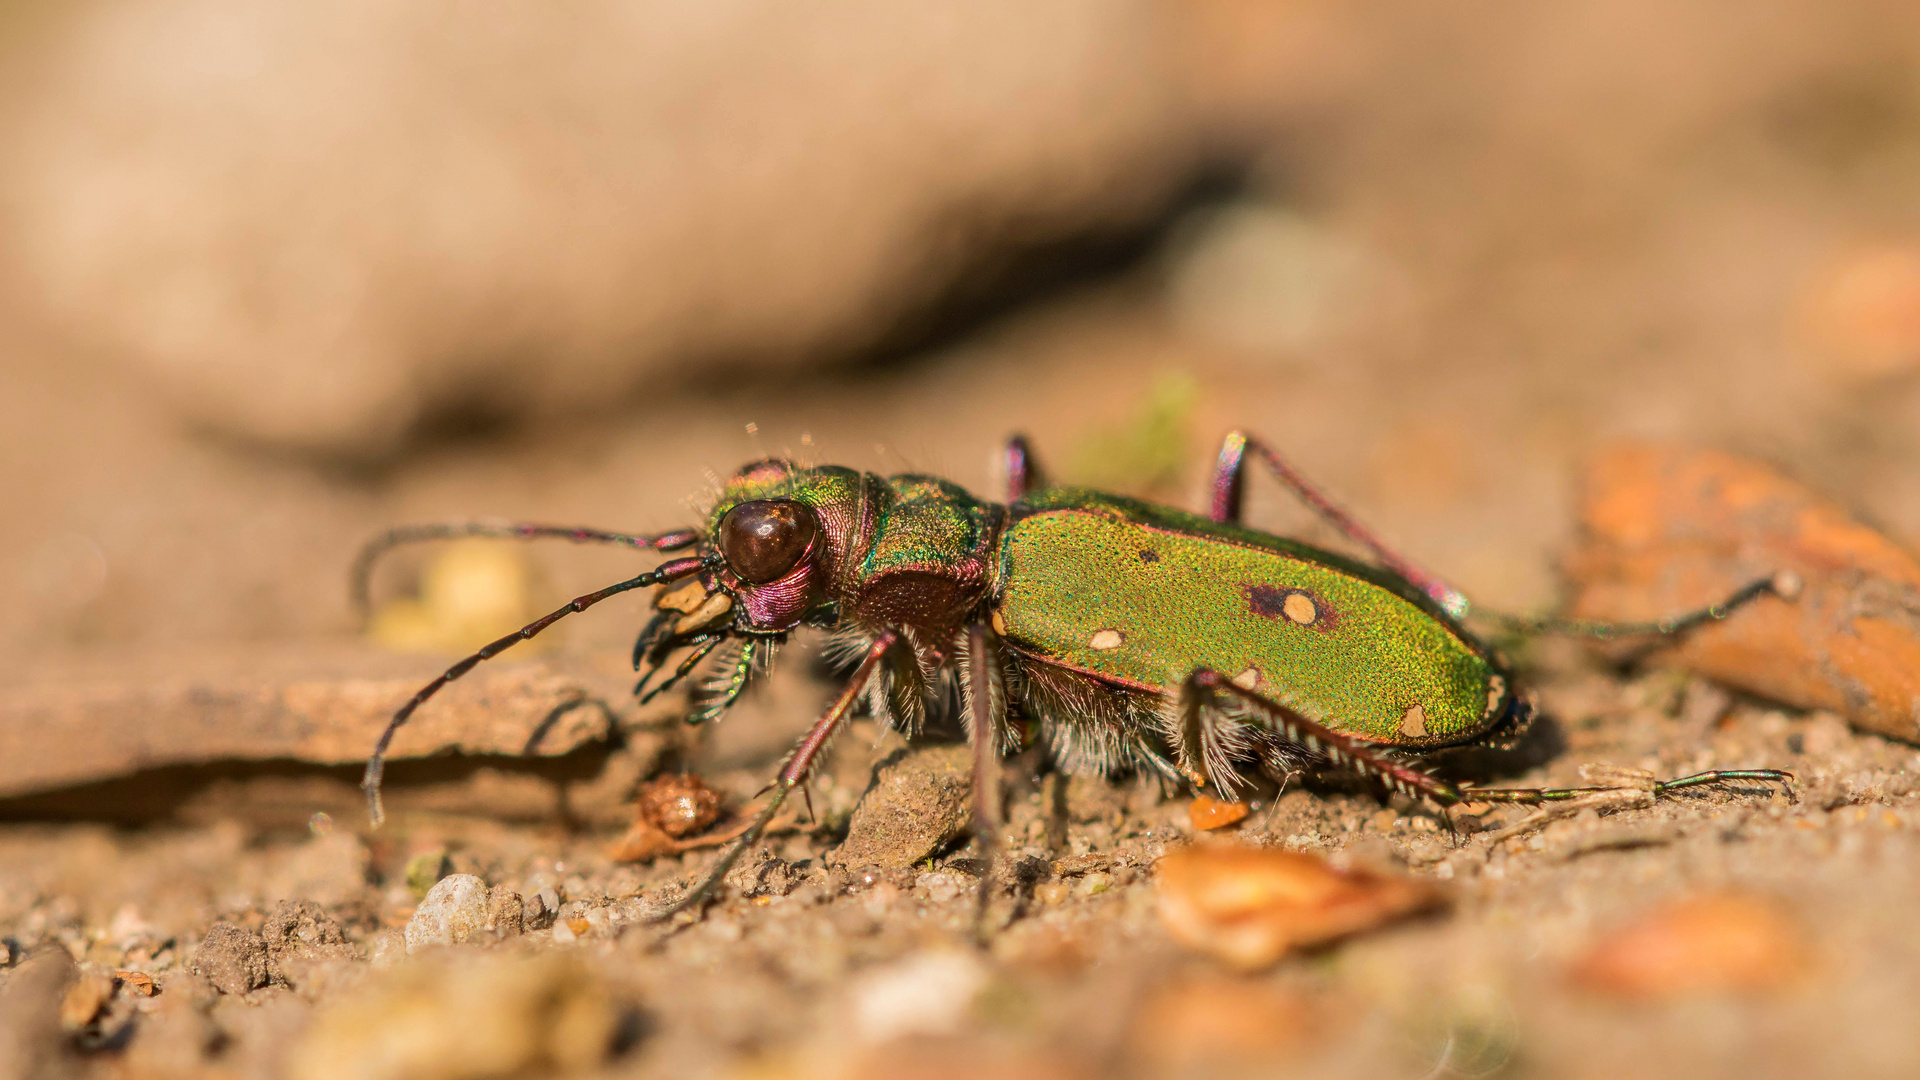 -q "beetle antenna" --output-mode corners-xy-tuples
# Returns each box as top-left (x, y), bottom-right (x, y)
(361, 553), (718, 826)
(1480, 572), (1800, 641)
(350, 521), (701, 624)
